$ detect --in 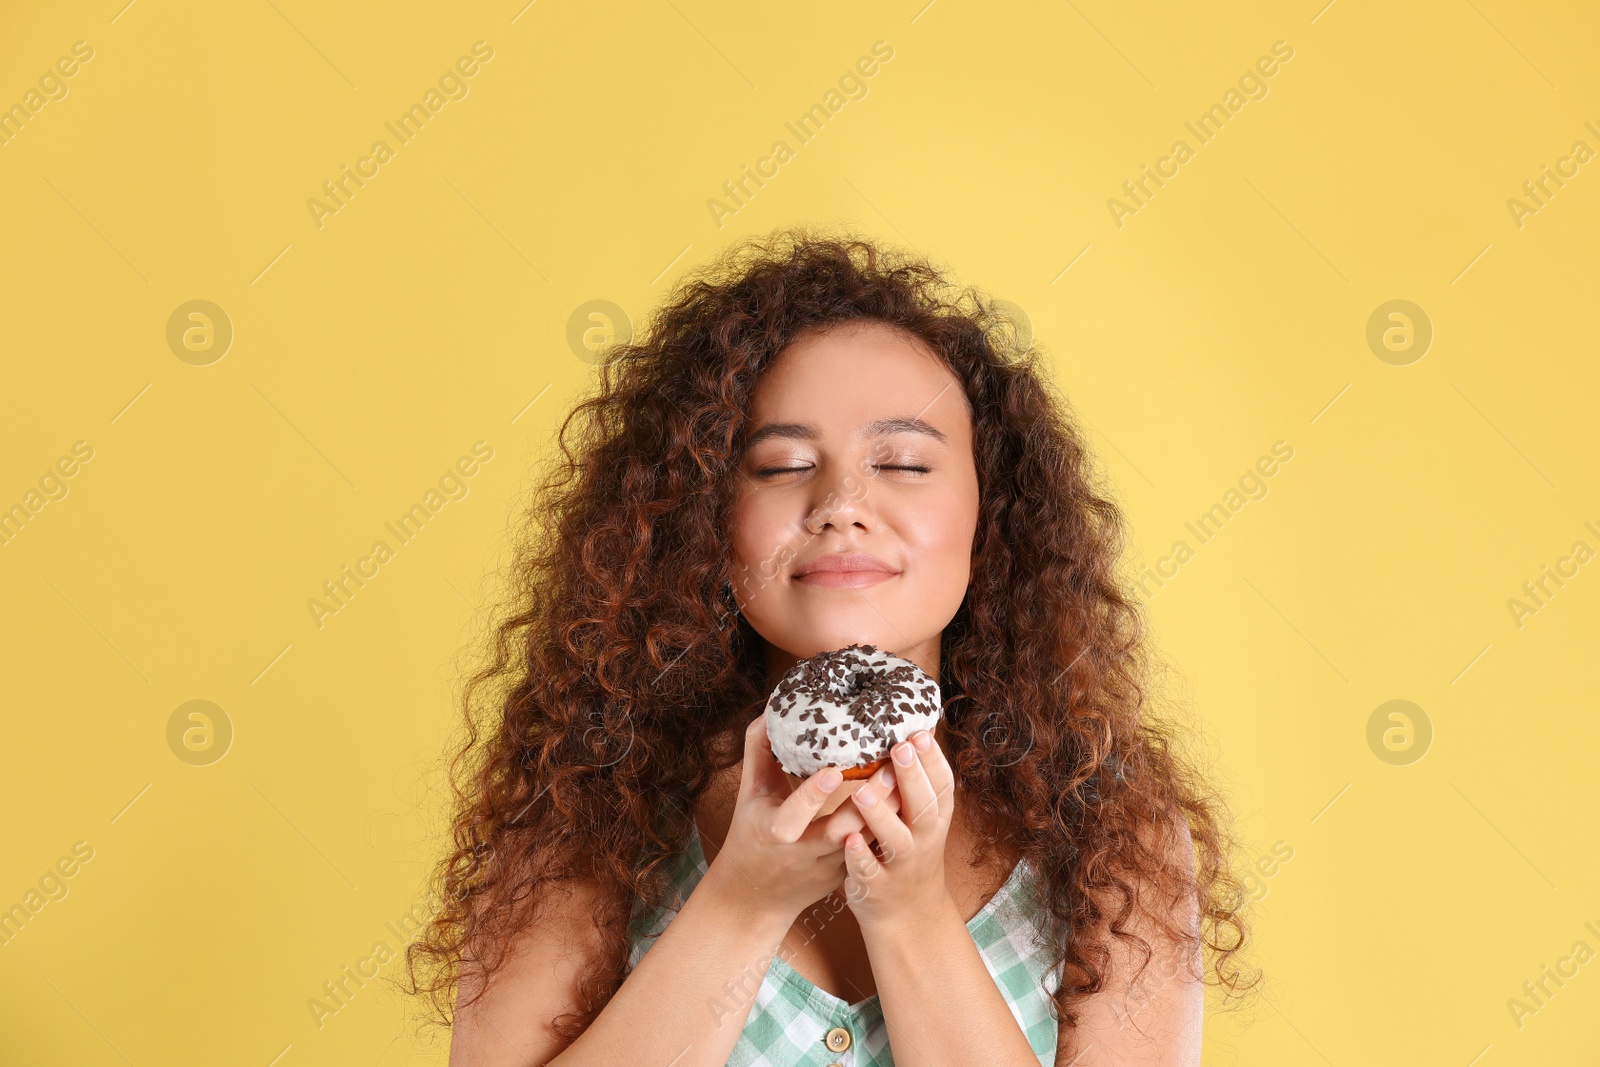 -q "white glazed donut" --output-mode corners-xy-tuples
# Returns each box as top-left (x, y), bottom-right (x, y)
(764, 643), (943, 778)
